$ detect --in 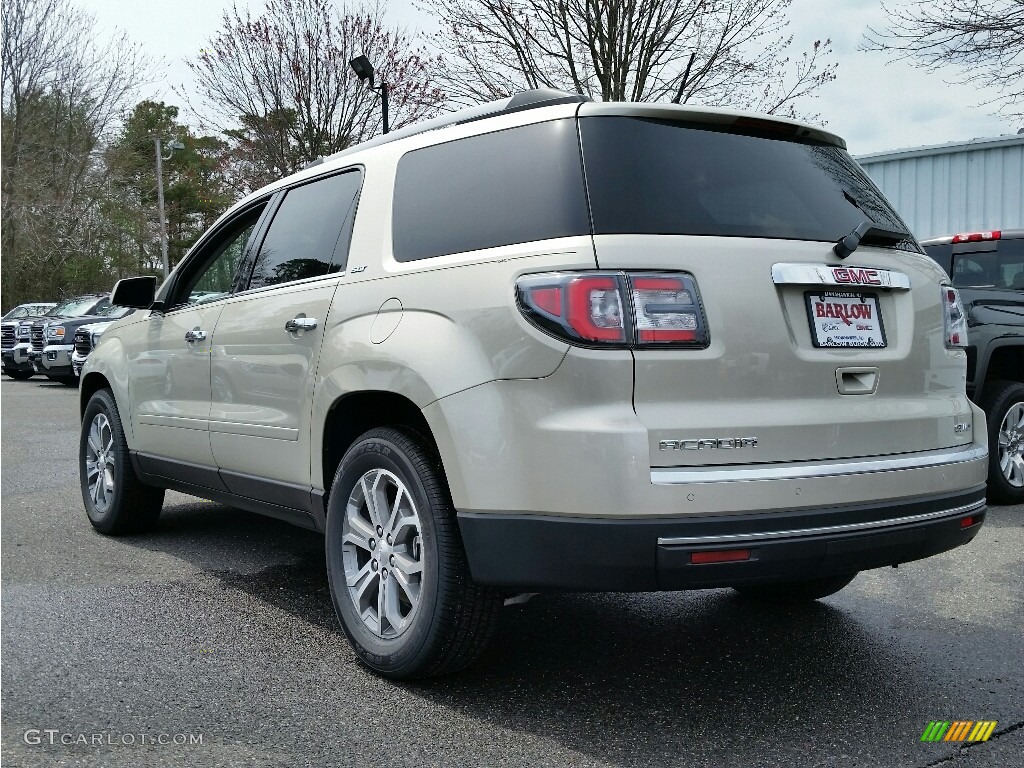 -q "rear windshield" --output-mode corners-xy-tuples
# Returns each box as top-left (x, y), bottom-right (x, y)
(580, 117), (910, 243)
(948, 240), (1024, 290)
